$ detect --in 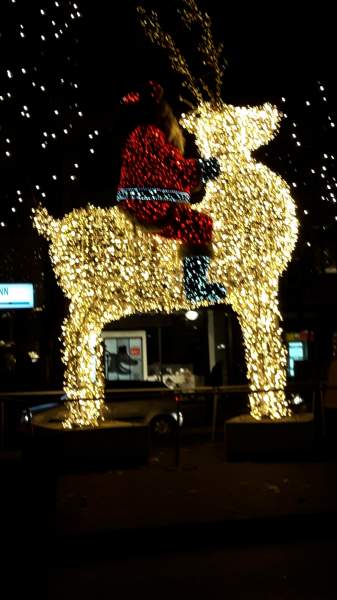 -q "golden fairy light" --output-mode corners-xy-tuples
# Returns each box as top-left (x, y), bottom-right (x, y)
(32, 0), (299, 426)
(33, 204), (191, 427)
(181, 102), (298, 419)
(138, 0), (225, 105)
(33, 101), (298, 425)
(137, 0), (299, 420)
